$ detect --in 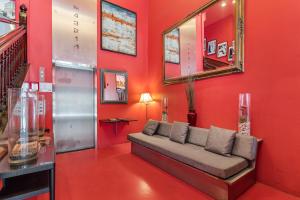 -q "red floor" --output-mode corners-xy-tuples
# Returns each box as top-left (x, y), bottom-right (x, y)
(31, 143), (299, 200)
